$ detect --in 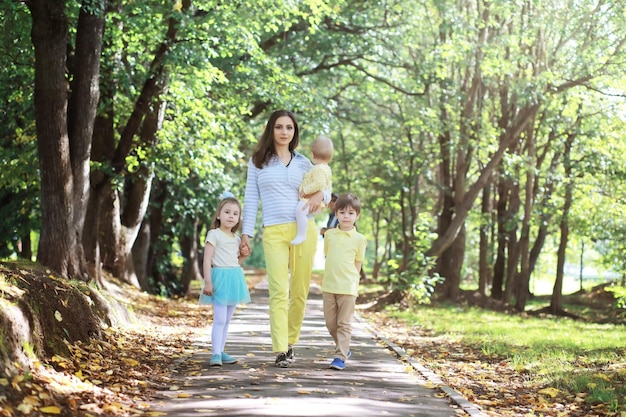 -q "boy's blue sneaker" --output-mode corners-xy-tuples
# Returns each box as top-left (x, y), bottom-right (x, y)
(329, 358), (345, 370)
(347, 350), (351, 359)
(221, 352), (238, 364)
(210, 354), (222, 366)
